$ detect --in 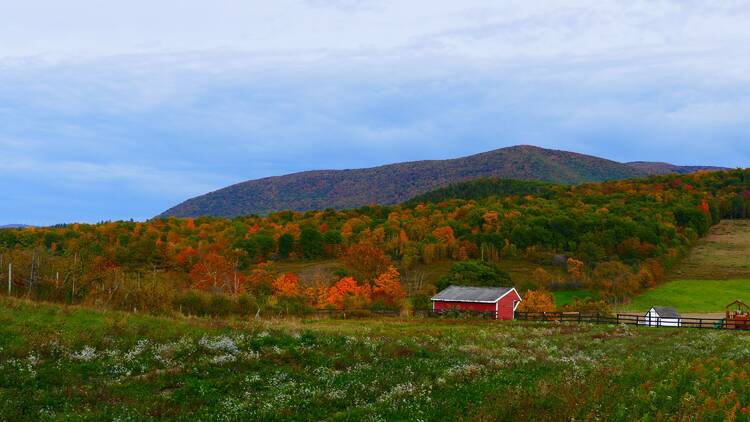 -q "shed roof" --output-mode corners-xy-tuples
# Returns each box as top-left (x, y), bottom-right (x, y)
(649, 306), (681, 318)
(432, 285), (514, 303)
